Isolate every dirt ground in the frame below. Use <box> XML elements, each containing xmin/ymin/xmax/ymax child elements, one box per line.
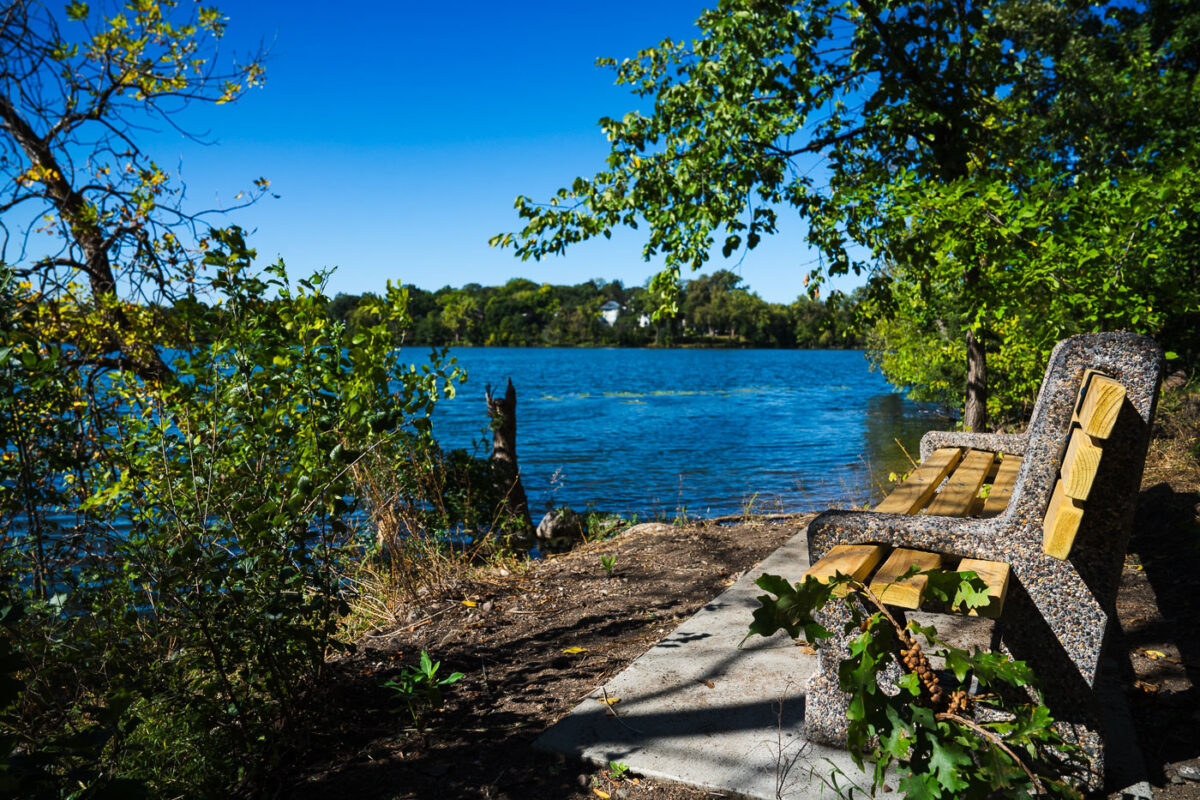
<box><xmin>274</xmin><ymin>392</ymin><xmax>1200</xmax><ymax>800</ymax></box>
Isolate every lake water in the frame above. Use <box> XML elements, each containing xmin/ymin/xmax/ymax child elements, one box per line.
<box><xmin>425</xmin><ymin>348</ymin><xmax>952</xmax><ymax>519</ymax></box>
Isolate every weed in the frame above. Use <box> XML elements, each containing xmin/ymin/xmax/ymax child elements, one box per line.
<box><xmin>383</xmin><ymin>651</ymin><xmax>465</xmax><ymax>726</ymax></box>
<box><xmin>600</xmin><ymin>555</ymin><xmax>616</xmax><ymax>577</ymax></box>
<box><xmin>750</xmin><ymin>569</ymin><xmax>1086</xmax><ymax>797</ymax></box>
<box><xmin>742</xmin><ymin>491</ymin><xmax>759</xmax><ymax>519</ymax></box>
<box><xmin>583</xmin><ymin>506</ymin><xmax>633</xmax><ymax>542</ymax></box>
<box><xmin>608</xmin><ymin>760</ymin><xmax>631</xmax><ymax>781</ymax></box>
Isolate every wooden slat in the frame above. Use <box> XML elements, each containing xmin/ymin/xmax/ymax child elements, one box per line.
<box><xmin>925</xmin><ymin>449</ymin><xmax>996</xmax><ymax>517</ymax></box>
<box><xmin>869</xmin><ymin>548</ymin><xmax>943</xmax><ymax>609</ymax></box>
<box><xmin>1043</xmin><ymin>479</ymin><xmax>1085</xmax><ymax>560</ymax></box>
<box><xmin>1060</xmin><ymin>427</ymin><xmax>1103</xmax><ymax>500</ymax></box>
<box><xmin>804</xmin><ymin>544</ymin><xmax>886</xmax><ymax>595</ymax></box>
<box><xmin>980</xmin><ymin>455</ymin><xmax>1022</xmax><ymax>517</ymax></box>
<box><xmin>875</xmin><ymin>447</ymin><xmax>964</xmax><ymax>514</ymax></box>
<box><xmin>1072</xmin><ymin>370</ymin><xmax>1126</xmax><ymax>440</ymax></box>
<box><xmin>968</xmin><ymin>459</ymin><xmax>1001</xmax><ymax>517</ymax></box>
<box><xmin>955</xmin><ymin>558</ymin><xmax>1010</xmax><ymax>618</ymax></box>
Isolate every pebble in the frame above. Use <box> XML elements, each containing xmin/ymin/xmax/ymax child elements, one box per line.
<box><xmin>1177</xmin><ymin>764</ymin><xmax>1200</xmax><ymax>782</ymax></box>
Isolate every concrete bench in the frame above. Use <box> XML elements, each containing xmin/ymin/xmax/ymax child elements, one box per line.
<box><xmin>801</xmin><ymin>332</ymin><xmax>1164</xmax><ymax>790</ymax></box>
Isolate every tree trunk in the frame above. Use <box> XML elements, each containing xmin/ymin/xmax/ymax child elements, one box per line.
<box><xmin>964</xmin><ymin>327</ymin><xmax>988</xmax><ymax>432</ymax></box>
<box><xmin>485</xmin><ymin>379</ymin><xmax>535</xmax><ymax>547</ymax></box>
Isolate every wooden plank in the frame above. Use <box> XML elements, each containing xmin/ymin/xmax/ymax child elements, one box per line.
<box><xmin>967</xmin><ymin>458</ymin><xmax>1001</xmax><ymax>517</ymax></box>
<box><xmin>1072</xmin><ymin>369</ymin><xmax>1126</xmax><ymax>440</ymax></box>
<box><xmin>955</xmin><ymin>558</ymin><xmax>1010</xmax><ymax>618</ymax></box>
<box><xmin>980</xmin><ymin>455</ymin><xmax>1022</xmax><ymax>517</ymax></box>
<box><xmin>875</xmin><ymin>447</ymin><xmax>964</xmax><ymax>514</ymax></box>
<box><xmin>1043</xmin><ymin>479</ymin><xmax>1085</xmax><ymax>560</ymax></box>
<box><xmin>804</xmin><ymin>544</ymin><xmax>886</xmax><ymax>595</ymax></box>
<box><xmin>869</xmin><ymin>548</ymin><xmax>943</xmax><ymax>609</ymax></box>
<box><xmin>1060</xmin><ymin>427</ymin><xmax>1103</xmax><ymax>501</ymax></box>
<box><xmin>924</xmin><ymin>449</ymin><xmax>996</xmax><ymax>517</ymax></box>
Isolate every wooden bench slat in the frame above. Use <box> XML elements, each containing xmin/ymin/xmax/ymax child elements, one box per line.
<box><xmin>955</xmin><ymin>558</ymin><xmax>1010</xmax><ymax>618</ymax></box>
<box><xmin>980</xmin><ymin>455</ymin><xmax>1022</xmax><ymax>517</ymax></box>
<box><xmin>924</xmin><ymin>449</ymin><xmax>996</xmax><ymax>517</ymax></box>
<box><xmin>1061</xmin><ymin>427</ymin><xmax>1102</xmax><ymax>501</ymax></box>
<box><xmin>869</xmin><ymin>548</ymin><xmax>943</xmax><ymax>609</ymax></box>
<box><xmin>804</xmin><ymin>544</ymin><xmax>886</xmax><ymax>595</ymax></box>
<box><xmin>875</xmin><ymin>447</ymin><xmax>964</xmax><ymax>514</ymax></box>
<box><xmin>1073</xmin><ymin>370</ymin><xmax>1126</xmax><ymax>440</ymax></box>
<box><xmin>1043</xmin><ymin>479</ymin><xmax>1084</xmax><ymax>559</ymax></box>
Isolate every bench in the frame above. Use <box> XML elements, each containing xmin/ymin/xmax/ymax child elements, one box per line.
<box><xmin>800</xmin><ymin>332</ymin><xmax>1164</xmax><ymax>790</ymax></box>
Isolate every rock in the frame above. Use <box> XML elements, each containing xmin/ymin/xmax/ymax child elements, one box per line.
<box><xmin>536</xmin><ymin>506</ymin><xmax>587</xmax><ymax>552</ymax></box>
<box><xmin>1178</xmin><ymin>763</ymin><xmax>1200</xmax><ymax>782</ymax></box>
<box><xmin>622</xmin><ymin>522</ymin><xmax>674</xmax><ymax>536</ymax></box>
<box><xmin>1164</xmin><ymin>370</ymin><xmax>1187</xmax><ymax>391</ymax></box>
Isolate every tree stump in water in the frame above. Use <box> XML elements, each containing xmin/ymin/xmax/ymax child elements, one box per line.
<box><xmin>485</xmin><ymin>378</ymin><xmax>534</xmax><ymax>547</ymax></box>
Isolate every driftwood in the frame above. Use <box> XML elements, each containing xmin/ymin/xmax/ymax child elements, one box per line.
<box><xmin>485</xmin><ymin>378</ymin><xmax>534</xmax><ymax>546</ymax></box>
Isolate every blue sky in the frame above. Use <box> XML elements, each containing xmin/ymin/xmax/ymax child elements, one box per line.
<box><xmin>151</xmin><ymin>0</ymin><xmax>862</xmax><ymax>303</ymax></box>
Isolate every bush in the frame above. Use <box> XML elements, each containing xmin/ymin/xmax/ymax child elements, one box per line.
<box><xmin>0</xmin><ymin>229</ymin><xmax>463</xmax><ymax>796</ymax></box>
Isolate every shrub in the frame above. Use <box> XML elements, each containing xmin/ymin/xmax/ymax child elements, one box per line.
<box><xmin>0</xmin><ymin>229</ymin><xmax>462</xmax><ymax>796</ymax></box>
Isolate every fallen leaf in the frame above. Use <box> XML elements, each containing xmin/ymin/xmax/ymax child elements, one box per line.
<box><xmin>461</xmin><ymin>599</ymin><xmax>477</xmax><ymax>608</ymax></box>
<box><xmin>562</xmin><ymin>646</ymin><xmax>587</xmax><ymax>655</ymax></box>
<box><xmin>594</xmin><ymin>790</ymin><xmax>611</xmax><ymax>799</ymax></box>
<box><xmin>598</xmin><ymin>696</ymin><xmax>620</xmax><ymax>706</ymax></box>
<box><xmin>695</xmin><ymin>679</ymin><xmax>715</xmax><ymax>689</ymax></box>
<box><xmin>1144</xmin><ymin>649</ymin><xmax>1167</xmax><ymax>660</ymax></box>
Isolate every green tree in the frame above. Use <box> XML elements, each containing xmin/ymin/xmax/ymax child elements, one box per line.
<box><xmin>496</xmin><ymin>0</ymin><xmax>1200</xmax><ymax>428</ymax></box>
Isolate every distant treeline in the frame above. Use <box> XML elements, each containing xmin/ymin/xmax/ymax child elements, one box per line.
<box><xmin>329</xmin><ymin>270</ymin><xmax>863</xmax><ymax>348</ymax></box>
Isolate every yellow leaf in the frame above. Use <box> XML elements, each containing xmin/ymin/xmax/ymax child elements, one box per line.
<box><xmin>562</xmin><ymin>647</ymin><xmax>587</xmax><ymax>655</ymax></box>
<box><xmin>461</xmin><ymin>600</ymin><xmax>476</xmax><ymax>608</ymax></box>
<box><xmin>593</xmin><ymin>790</ymin><xmax>610</xmax><ymax>799</ymax></box>
<box><xmin>1144</xmin><ymin>649</ymin><xmax>1167</xmax><ymax>660</ymax></box>
<box><xmin>598</xmin><ymin>696</ymin><xmax>620</xmax><ymax>706</ymax></box>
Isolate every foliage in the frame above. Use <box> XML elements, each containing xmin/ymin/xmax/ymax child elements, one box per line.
<box><xmin>0</xmin><ymin>0</ymin><xmax>268</xmax><ymax>381</ymax></box>
<box><xmin>600</xmin><ymin>554</ymin><xmax>616</xmax><ymax>577</ymax></box>
<box><xmin>381</xmin><ymin>651</ymin><xmax>465</xmax><ymax>727</ymax></box>
<box><xmin>329</xmin><ymin>271</ymin><xmax>863</xmax><ymax>349</ymax></box>
<box><xmin>0</xmin><ymin>232</ymin><xmax>462</xmax><ymax>795</ymax></box>
<box><xmin>749</xmin><ymin>569</ymin><xmax>1084</xmax><ymax>798</ymax></box>
<box><xmin>495</xmin><ymin>0</ymin><xmax>1200</xmax><ymax>427</ymax></box>
<box><xmin>861</xmin><ymin>145</ymin><xmax>1200</xmax><ymax>422</ymax></box>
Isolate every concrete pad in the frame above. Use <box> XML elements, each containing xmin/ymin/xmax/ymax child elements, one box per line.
<box><xmin>535</xmin><ymin>527</ymin><xmax>875</xmax><ymax>799</ymax></box>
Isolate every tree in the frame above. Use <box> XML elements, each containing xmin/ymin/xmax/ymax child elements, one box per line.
<box><xmin>496</xmin><ymin>0</ymin><xmax>1200</xmax><ymax>428</ymax></box>
<box><xmin>0</xmin><ymin>0</ymin><xmax>266</xmax><ymax>381</ymax></box>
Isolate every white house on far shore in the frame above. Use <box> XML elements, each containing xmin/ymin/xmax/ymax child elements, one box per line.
<box><xmin>599</xmin><ymin>300</ymin><xmax>621</xmax><ymax>326</ymax></box>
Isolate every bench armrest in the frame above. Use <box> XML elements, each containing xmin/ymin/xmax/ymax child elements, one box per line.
<box><xmin>919</xmin><ymin>430</ymin><xmax>1028</xmax><ymax>461</ymax></box>
<box><xmin>806</xmin><ymin>507</ymin><xmax>1008</xmax><ymax>565</ymax></box>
